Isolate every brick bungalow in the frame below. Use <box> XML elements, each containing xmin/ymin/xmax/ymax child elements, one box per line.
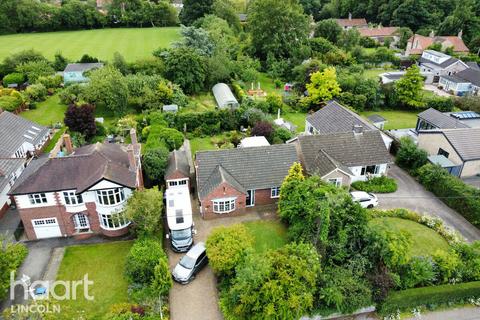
<box><xmin>9</xmin><ymin>130</ymin><xmax>143</xmax><ymax>240</ymax></box>
<box><xmin>195</xmin><ymin>144</ymin><xmax>298</xmax><ymax>219</ymax></box>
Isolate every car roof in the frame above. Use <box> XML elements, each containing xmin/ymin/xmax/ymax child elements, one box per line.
<box><xmin>350</xmin><ymin>191</ymin><xmax>369</xmax><ymax>199</ymax></box>
<box><xmin>186</xmin><ymin>242</ymin><xmax>206</xmax><ymax>258</ymax></box>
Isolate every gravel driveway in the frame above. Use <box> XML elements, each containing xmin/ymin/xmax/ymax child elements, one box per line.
<box><xmin>167</xmin><ymin>208</ymin><xmax>262</xmax><ymax>320</ymax></box>
<box><xmin>377</xmin><ymin>165</ymin><xmax>480</xmax><ymax>242</ymax></box>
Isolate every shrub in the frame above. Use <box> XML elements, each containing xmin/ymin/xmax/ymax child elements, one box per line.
<box><xmin>2</xmin><ymin>73</ymin><xmax>25</xmax><ymax>86</ymax></box>
<box><xmin>251</xmin><ymin>121</ymin><xmax>273</xmax><ymax>140</ymax></box>
<box><xmin>59</xmin><ymin>83</ymin><xmax>85</xmax><ymax>104</ymax></box>
<box><xmin>432</xmin><ymin>249</ymin><xmax>462</xmax><ymax>284</ymax></box>
<box><xmin>425</xmin><ymin>97</ymin><xmax>454</xmax><ymax>112</ymax></box>
<box><xmin>0</xmin><ymin>89</ymin><xmax>24</xmax><ymax>112</ymax></box>
<box><xmin>351</xmin><ymin>176</ymin><xmax>398</xmax><ymax>193</ymax></box>
<box><xmin>125</xmin><ymin>239</ymin><xmax>165</xmax><ymax>285</ymax></box>
<box><xmin>379</xmin><ymin>281</ymin><xmax>480</xmax><ymax>315</ymax></box>
<box><xmin>16</xmin><ymin>60</ymin><xmax>55</xmax><ymax>83</ymax></box>
<box><xmin>396</xmin><ymin>137</ymin><xmax>428</xmax><ymax>172</ymax></box>
<box><xmin>272</xmin><ymin>126</ymin><xmax>293</xmax><ymax>143</ymax></box>
<box><xmin>36</xmin><ymin>75</ymin><xmax>63</xmax><ymax>89</ymax></box>
<box><xmin>25</xmin><ymin>84</ymin><xmax>47</xmax><ymax>102</ymax></box>
<box><xmin>206</xmin><ymin>224</ymin><xmax>254</xmax><ymax>276</ymax></box>
<box><xmin>142</xmin><ymin>146</ymin><xmax>169</xmax><ymax>183</ymax></box>
<box><xmin>0</xmin><ymin>242</ymin><xmax>28</xmax><ymax>299</ymax></box>
<box><xmin>399</xmin><ymin>256</ymin><xmax>436</xmax><ymax>289</ymax></box>
<box><xmin>64</xmin><ymin>104</ymin><xmax>97</xmax><ymax>138</ymax></box>
<box><xmin>123</xmin><ymin>188</ymin><xmax>164</xmax><ymax>238</ymax></box>
<box><xmin>150</xmin><ymin>256</ymin><xmax>172</xmax><ymax>296</ymax></box>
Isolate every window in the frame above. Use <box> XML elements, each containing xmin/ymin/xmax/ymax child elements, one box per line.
<box><xmin>98</xmin><ymin>211</ymin><xmax>129</xmax><ymax>230</ymax></box>
<box><xmin>361</xmin><ymin>165</ymin><xmax>380</xmax><ymax>176</ymax></box>
<box><xmin>271</xmin><ymin>187</ymin><xmax>280</xmax><ymax>198</ymax></box>
<box><xmin>168</xmin><ymin>180</ymin><xmax>187</xmax><ymax>187</ymax></box>
<box><xmin>328</xmin><ymin>178</ymin><xmax>342</xmax><ymax>187</ymax></box>
<box><xmin>73</xmin><ymin>213</ymin><xmax>90</xmax><ymax>232</ymax></box>
<box><xmin>438</xmin><ymin>148</ymin><xmax>450</xmax><ymax>158</ymax></box>
<box><xmin>96</xmin><ymin>188</ymin><xmax>125</xmax><ymax>206</ymax></box>
<box><xmin>212</xmin><ymin>198</ymin><xmax>236</xmax><ymax>214</ymax></box>
<box><xmin>63</xmin><ymin>191</ymin><xmax>83</xmax><ymax>206</ymax></box>
<box><xmin>28</xmin><ymin>193</ymin><xmax>47</xmax><ymax>205</ymax></box>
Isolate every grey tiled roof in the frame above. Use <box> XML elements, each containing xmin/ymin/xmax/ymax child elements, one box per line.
<box><xmin>196</xmin><ymin>144</ymin><xmax>298</xmax><ymax>199</ymax></box>
<box><xmin>10</xmin><ymin>143</ymin><xmax>136</xmax><ymax>195</ymax></box>
<box><xmin>455</xmin><ymin>68</ymin><xmax>480</xmax><ymax>87</ymax></box>
<box><xmin>306</xmin><ymin>101</ymin><xmax>376</xmax><ymax>134</ymax></box>
<box><xmin>418</xmin><ymin>108</ymin><xmax>469</xmax><ymax>129</ymax></box>
<box><xmin>0</xmin><ymin>158</ymin><xmax>24</xmax><ymax>191</ymax></box>
<box><xmin>442</xmin><ymin>128</ymin><xmax>480</xmax><ymax>161</ymax></box>
<box><xmin>0</xmin><ymin>111</ymin><xmax>49</xmax><ymax>156</ymax></box>
<box><xmin>419</xmin><ymin>56</ymin><xmax>460</xmax><ymax>69</ymax></box>
<box><xmin>165</xmin><ymin>148</ymin><xmax>190</xmax><ymax>179</ymax></box>
<box><xmin>297</xmin><ymin>131</ymin><xmax>392</xmax><ymax>176</ymax></box>
<box><xmin>64</xmin><ymin>63</ymin><xmax>104</xmax><ymax>73</ymax></box>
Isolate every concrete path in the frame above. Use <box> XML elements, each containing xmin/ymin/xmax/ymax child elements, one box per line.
<box><xmin>42</xmin><ymin>247</ymin><xmax>65</xmax><ymax>281</ymax></box>
<box><xmin>377</xmin><ymin>165</ymin><xmax>480</xmax><ymax>242</ymax></box>
<box><xmin>403</xmin><ymin>306</ymin><xmax>480</xmax><ymax>320</ymax></box>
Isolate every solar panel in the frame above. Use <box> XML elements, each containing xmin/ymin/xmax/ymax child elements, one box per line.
<box><xmin>450</xmin><ymin>112</ymin><xmax>480</xmax><ymax>120</ymax></box>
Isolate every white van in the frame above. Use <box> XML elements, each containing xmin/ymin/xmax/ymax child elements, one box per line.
<box><xmin>165</xmin><ymin>187</ymin><xmax>195</xmax><ymax>252</ymax></box>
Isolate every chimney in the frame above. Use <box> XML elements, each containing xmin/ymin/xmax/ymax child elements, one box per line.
<box><xmin>63</xmin><ymin>134</ymin><xmax>74</xmax><ymax>154</ymax></box>
<box><xmin>130</xmin><ymin>128</ymin><xmax>138</xmax><ymax>145</ymax></box>
<box><xmin>127</xmin><ymin>145</ymin><xmax>136</xmax><ymax>172</ymax></box>
<box><xmin>458</xmin><ymin>29</ymin><xmax>463</xmax><ymax>39</ymax></box>
<box><xmin>429</xmin><ymin>30</ymin><xmax>435</xmax><ymax>38</ymax></box>
<box><xmin>353</xmin><ymin>125</ymin><xmax>364</xmax><ymax>135</ymax></box>
<box><xmin>348</xmin><ymin>12</ymin><xmax>352</xmax><ymax>20</ymax></box>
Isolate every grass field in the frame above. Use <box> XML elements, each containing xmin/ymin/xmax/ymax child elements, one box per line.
<box><xmin>283</xmin><ymin>111</ymin><xmax>307</xmax><ymax>132</ymax></box>
<box><xmin>0</xmin><ymin>27</ymin><xmax>180</xmax><ymax>62</ymax></box>
<box><xmin>369</xmin><ymin>217</ymin><xmax>450</xmax><ymax>257</ymax></box>
<box><xmin>363</xmin><ymin>68</ymin><xmax>386</xmax><ymax>80</ymax></box>
<box><xmin>243</xmin><ymin>220</ymin><xmax>288</xmax><ymax>254</ymax></box>
<box><xmin>21</xmin><ymin>94</ymin><xmax>66</xmax><ymax>126</ymax></box>
<box><xmin>360</xmin><ymin>110</ymin><xmax>418</xmax><ymax>130</ymax></box>
<box><xmin>54</xmin><ymin>241</ymin><xmax>133</xmax><ymax>319</ymax></box>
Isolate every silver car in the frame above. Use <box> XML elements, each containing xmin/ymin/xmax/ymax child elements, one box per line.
<box><xmin>172</xmin><ymin>242</ymin><xmax>208</xmax><ymax>284</ymax></box>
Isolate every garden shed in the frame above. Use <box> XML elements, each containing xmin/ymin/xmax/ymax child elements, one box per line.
<box><xmin>212</xmin><ymin>83</ymin><xmax>239</xmax><ymax>109</ymax></box>
<box><xmin>163</xmin><ymin>104</ymin><xmax>179</xmax><ymax>113</ymax></box>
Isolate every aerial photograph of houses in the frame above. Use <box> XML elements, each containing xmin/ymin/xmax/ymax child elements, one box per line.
<box><xmin>0</xmin><ymin>0</ymin><xmax>480</xmax><ymax>319</ymax></box>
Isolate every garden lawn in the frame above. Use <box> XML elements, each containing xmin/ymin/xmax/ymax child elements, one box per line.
<box><xmin>0</xmin><ymin>27</ymin><xmax>180</xmax><ymax>62</ymax></box>
<box><xmin>189</xmin><ymin>135</ymin><xmax>221</xmax><ymax>158</ymax></box>
<box><xmin>243</xmin><ymin>220</ymin><xmax>288</xmax><ymax>254</ymax></box>
<box><xmin>363</xmin><ymin>68</ymin><xmax>386</xmax><ymax>80</ymax></box>
<box><xmin>54</xmin><ymin>241</ymin><xmax>133</xmax><ymax>319</ymax></box>
<box><xmin>283</xmin><ymin>111</ymin><xmax>307</xmax><ymax>133</ymax></box>
<box><xmin>369</xmin><ymin>217</ymin><xmax>450</xmax><ymax>257</ymax></box>
<box><xmin>183</xmin><ymin>93</ymin><xmax>216</xmax><ymax>113</ymax></box>
<box><xmin>20</xmin><ymin>94</ymin><xmax>66</xmax><ymax>126</ymax></box>
<box><xmin>257</xmin><ymin>73</ymin><xmax>283</xmax><ymax>95</ymax></box>
<box><xmin>360</xmin><ymin>110</ymin><xmax>419</xmax><ymax>130</ymax></box>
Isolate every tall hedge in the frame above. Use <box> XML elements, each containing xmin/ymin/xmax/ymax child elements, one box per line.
<box><xmin>164</xmin><ymin>109</ymin><xmax>242</xmax><ymax>136</ymax></box>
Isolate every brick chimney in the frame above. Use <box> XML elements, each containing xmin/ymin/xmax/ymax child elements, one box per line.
<box><xmin>127</xmin><ymin>145</ymin><xmax>136</xmax><ymax>172</ymax></box>
<box><xmin>353</xmin><ymin>125</ymin><xmax>364</xmax><ymax>135</ymax></box>
<box><xmin>63</xmin><ymin>134</ymin><xmax>74</xmax><ymax>154</ymax></box>
<box><xmin>130</xmin><ymin>128</ymin><xmax>138</xmax><ymax>145</ymax></box>
<box><xmin>458</xmin><ymin>29</ymin><xmax>463</xmax><ymax>39</ymax></box>
<box><xmin>348</xmin><ymin>12</ymin><xmax>352</xmax><ymax>20</ymax></box>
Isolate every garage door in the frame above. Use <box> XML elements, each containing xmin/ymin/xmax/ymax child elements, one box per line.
<box><xmin>32</xmin><ymin>218</ymin><xmax>62</xmax><ymax>239</ymax></box>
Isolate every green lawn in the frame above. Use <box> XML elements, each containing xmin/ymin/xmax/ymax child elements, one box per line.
<box><xmin>183</xmin><ymin>93</ymin><xmax>216</xmax><ymax>113</ymax></box>
<box><xmin>283</xmin><ymin>111</ymin><xmax>307</xmax><ymax>132</ymax></box>
<box><xmin>257</xmin><ymin>73</ymin><xmax>283</xmax><ymax>95</ymax></box>
<box><xmin>190</xmin><ymin>135</ymin><xmax>223</xmax><ymax>157</ymax></box>
<box><xmin>363</xmin><ymin>68</ymin><xmax>386</xmax><ymax>80</ymax></box>
<box><xmin>360</xmin><ymin>110</ymin><xmax>418</xmax><ymax>130</ymax></box>
<box><xmin>243</xmin><ymin>220</ymin><xmax>288</xmax><ymax>254</ymax></box>
<box><xmin>0</xmin><ymin>27</ymin><xmax>180</xmax><ymax>62</ymax></box>
<box><xmin>20</xmin><ymin>94</ymin><xmax>67</xmax><ymax>127</ymax></box>
<box><xmin>54</xmin><ymin>241</ymin><xmax>133</xmax><ymax>319</ymax></box>
<box><xmin>369</xmin><ymin>217</ymin><xmax>450</xmax><ymax>257</ymax></box>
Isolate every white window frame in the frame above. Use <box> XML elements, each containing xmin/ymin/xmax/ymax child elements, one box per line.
<box><xmin>73</xmin><ymin>213</ymin><xmax>90</xmax><ymax>232</ymax></box>
<box><xmin>212</xmin><ymin>198</ymin><xmax>236</xmax><ymax>214</ymax></box>
<box><xmin>328</xmin><ymin>178</ymin><xmax>342</xmax><ymax>187</ymax></box>
<box><xmin>271</xmin><ymin>187</ymin><xmax>280</xmax><ymax>198</ymax></box>
<box><xmin>96</xmin><ymin>188</ymin><xmax>126</xmax><ymax>206</ymax></box>
<box><xmin>98</xmin><ymin>211</ymin><xmax>130</xmax><ymax>230</ymax></box>
<box><xmin>63</xmin><ymin>191</ymin><xmax>84</xmax><ymax>206</ymax></box>
<box><xmin>28</xmin><ymin>193</ymin><xmax>47</xmax><ymax>205</ymax></box>
<box><xmin>360</xmin><ymin>165</ymin><xmax>380</xmax><ymax>176</ymax></box>
<box><xmin>168</xmin><ymin>179</ymin><xmax>188</xmax><ymax>188</ymax></box>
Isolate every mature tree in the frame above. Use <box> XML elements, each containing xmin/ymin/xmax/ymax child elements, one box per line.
<box><xmin>16</xmin><ymin>60</ymin><xmax>54</xmax><ymax>83</ymax></box>
<box><xmin>122</xmin><ymin>187</ymin><xmax>164</xmax><ymax>237</ymax></box>
<box><xmin>395</xmin><ymin>136</ymin><xmax>428</xmax><ymax>171</ymax></box>
<box><xmin>82</xmin><ymin>65</ymin><xmax>128</xmax><ymax>115</ymax></box>
<box><xmin>64</xmin><ymin>103</ymin><xmax>97</xmax><ymax>138</ymax></box>
<box><xmin>314</xmin><ymin>18</ymin><xmax>343</xmax><ymax>44</ymax></box>
<box><xmin>220</xmin><ymin>243</ymin><xmax>321</xmax><ymax>320</ymax></box>
<box><xmin>213</xmin><ymin>0</ymin><xmax>241</xmax><ymax>32</ymax></box>
<box><xmin>338</xmin><ymin>28</ymin><xmax>361</xmax><ymax>50</ymax></box>
<box><xmin>173</xmin><ymin>25</ymin><xmax>215</xmax><ymax>57</ymax></box>
<box><xmin>180</xmin><ymin>0</ymin><xmax>213</xmax><ymax>26</ymax></box>
<box><xmin>391</xmin><ymin>0</ymin><xmax>436</xmax><ymax>32</ymax></box>
<box><xmin>206</xmin><ymin>224</ymin><xmax>254</xmax><ymax>276</ymax></box>
<box><xmin>397</xmin><ymin>27</ymin><xmax>413</xmax><ymax>49</ymax></box>
<box><xmin>305</xmin><ymin>67</ymin><xmax>341</xmax><ymax>106</ymax></box>
<box><xmin>163</xmin><ymin>48</ymin><xmax>208</xmax><ymax>94</ymax></box>
<box><xmin>142</xmin><ymin>145</ymin><xmax>169</xmax><ymax>183</ymax></box>
<box><xmin>248</xmin><ymin>0</ymin><xmax>310</xmax><ymax>60</ymax></box>
<box><xmin>438</xmin><ymin>0</ymin><xmax>480</xmax><ymax>45</ymax></box>
<box><xmin>395</xmin><ymin>65</ymin><xmax>425</xmax><ymax>109</ymax></box>
<box><xmin>125</xmin><ymin>238</ymin><xmax>165</xmax><ymax>285</ymax></box>
<box><xmin>299</xmin><ymin>0</ymin><xmax>323</xmax><ymax>20</ymax></box>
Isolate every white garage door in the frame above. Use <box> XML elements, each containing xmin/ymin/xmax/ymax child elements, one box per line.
<box><xmin>32</xmin><ymin>218</ymin><xmax>62</xmax><ymax>239</ymax></box>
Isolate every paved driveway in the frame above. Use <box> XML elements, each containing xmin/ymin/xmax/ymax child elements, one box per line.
<box><xmin>168</xmin><ymin>208</ymin><xmax>263</xmax><ymax>320</ymax></box>
<box><xmin>377</xmin><ymin>165</ymin><xmax>480</xmax><ymax>242</ymax></box>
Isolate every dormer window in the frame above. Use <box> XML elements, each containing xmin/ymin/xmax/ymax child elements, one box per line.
<box><xmin>63</xmin><ymin>191</ymin><xmax>83</xmax><ymax>206</ymax></box>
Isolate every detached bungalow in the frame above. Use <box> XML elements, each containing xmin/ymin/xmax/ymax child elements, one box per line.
<box><xmin>63</xmin><ymin>63</ymin><xmax>104</xmax><ymax>84</ymax></box>
<box><xmin>439</xmin><ymin>68</ymin><xmax>480</xmax><ymax>96</ymax></box>
<box><xmin>419</xmin><ymin>50</ymin><xmax>468</xmax><ymax>83</ymax></box>
<box><xmin>336</xmin><ymin>14</ymin><xmax>368</xmax><ymax>30</ymax></box>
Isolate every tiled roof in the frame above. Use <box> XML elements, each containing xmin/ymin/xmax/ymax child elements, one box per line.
<box><xmin>165</xmin><ymin>148</ymin><xmax>190</xmax><ymax>179</ymax></box>
<box><xmin>419</xmin><ymin>56</ymin><xmax>460</xmax><ymax>69</ymax></box>
<box><xmin>0</xmin><ymin>111</ymin><xmax>49</xmax><ymax>156</ymax></box>
<box><xmin>408</xmin><ymin>34</ymin><xmax>469</xmax><ymax>54</ymax></box>
<box><xmin>64</xmin><ymin>63</ymin><xmax>103</xmax><ymax>73</ymax></box>
<box><xmin>436</xmin><ymin>36</ymin><xmax>469</xmax><ymax>52</ymax></box>
<box><xmin>306</xmin><ymin>100</ymin><xmax>376</xmax><ymax>134</ymax></box>
<box><xmin>196</xmin><ymin>144</ymin><xmax>298</xmax><ymax>199</ymax></box>
<box><xmin>0</xmin><ymin>158</ymin><xmax>24</xmax><ymax>191</ymax></box>
<box><xmin>418</xmin><ymin>108</ymin><xmax>469</xmax><ymax>129</ymax></box>
<box><xmin>336</xmin><ymin>18</ymin><xmax>368</xmax><ymax>27</ymax></box>
<box><xmin>297</xmin><ymin>131</ymin><xmax>392</xmax><ymax>176</ymax></box>
<box><xmin>9</xmin><ymin>143</ymin><xmax>137</xmax><ymax>195</ymax></box>
<box><xmin>455</xmin><ymin>68</ymin><xmax>480</xmax><ymax>87</ymax></box>
<box><xmin>442</xmin><ymin>128</ymin><xmax>480</xmax><ymax>161</ymax></box>
<box><xmin>358</xmin><ymin>27</ymin><xmax>398</xmax><ymax>37</ymax></box>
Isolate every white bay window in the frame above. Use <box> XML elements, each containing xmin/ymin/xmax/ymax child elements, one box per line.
<box><xmin>212</xmin><ymin>198</ymin><xmax>236</xmax><ymax>214</ymax></box>
<box><xmin>96</xmin><ymin>188</ymin><xmax>125</xmax><ymax>206</ymax></box>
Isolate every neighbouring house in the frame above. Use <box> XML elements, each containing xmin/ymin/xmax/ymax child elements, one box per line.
<box><xmin>358</xmin><ymin>27</ymin><xmax>399</xmax><ymax>46</ymax></box>
<box><xmin>416</xmin><ymin>108</ymin><xmax>470</xmax><ymax>132</ymax></box>
<box><xmin>304</xmin><ymin>100</ymin><xmax>393</xmax><ymax>150</ymax></box>
<box><xmin>9</xmin><ymin>130</ymin><xmax>143</xmax><ymax>240</ymax></box>
<box><xmin>336</xmin><ymin>14</ymin><xmax>368</xmax><ymax>30</ymax></box>
<box><xmin>63</xmin><ymin>63</ymin><xmax>104</xmax><ymax>84</ymax></box>
<box><xmin>195</xmin><ymin>144</ymin><xmax>298</xmax><ymax>219</ymax></box>
<box><xmin>439</xmin><ymin>68</ymin><xmax>480</xmax><ymax>96</ymax></box>
<box><xmin>295</xmin><ymin>129</ymin><xmax>392</xmax><ymax>187</ymax></box>
<box><xmin>418</xmin><ymin>128</ymin><xmax>480</xmax><ymax>178</ymax></box>
<box><xmin>0</xmin><ymin>111</ymin><xmax>50</xmax><ymax>218</ymax></box>
<box><xmin>368</xmin><ymin>114</ymin><xmax>387</xmax><ymax>129</ymax></box>
<box><xmin>419</xmin><ymin>50</ymin><xmax>468</xmax><ymax>83</ymax></box>
<box><xmin>212</xmin><ymin>83</ymin><xmax>239</xmax><ymax>109</ymax></box>
<box><xmin>165</xmin><ymin>142</ymin><xmax>193</xmax><ymax>190</ymax></box>
<box><xmin>380</xmin><ymin>70</ymin><xmax>434</xmax><ymax>84</ymax></box>
<box><xmin>238</xmin><ymin>136</ymin><xmax>270</xmax><ymax>148</ymax></box>
<box><xmin>406</xmin><ymin>33</ymin><xmax>470</xmax><ymax>56</ymax></box>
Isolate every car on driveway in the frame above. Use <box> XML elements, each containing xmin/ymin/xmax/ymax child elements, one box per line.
<box><xmin>172</xmin><ymin>242</ymin><xmax>208</xmax><ymax>284</ymax></box>
<box><xmin>350</xmin><ymin>191</ymin><xmax>378</xmax><ymax>209</ymax></box>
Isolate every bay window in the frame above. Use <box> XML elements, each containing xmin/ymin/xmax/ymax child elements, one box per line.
<box><xmin>63</xmin><ymin>191</ymin><xmax>83</xmax><ymax>206</ymax></box>
<box><xmin>99</xmin><ymin>211</ymin><xmax>129</xmax><ymax>230</ymax></box>
<box><xmin>96</xmin><ymin>188</ymin><xmax>125</xmax><ymax>206</ymax></box>
<box><xmin>212</xmin><ymin>198</ymin><xmax>236</xmax><ymax>214</ymax></box>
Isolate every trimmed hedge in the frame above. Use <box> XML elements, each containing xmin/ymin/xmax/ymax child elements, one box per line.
<box><xmin>351</xmin><ymin>176</ymin><xmax>398</xmax><ymax>193</ymax></box>
<box><xmin>379</xmin><ymin>281</ymin><xmax>480</xmax><ymax>315</ymax></box>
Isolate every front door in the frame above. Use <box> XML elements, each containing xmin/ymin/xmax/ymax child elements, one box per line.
<box><xmin>246</xmin><ymin>190</ymin><xmax>255</xmax><ymax>207</ymax></box>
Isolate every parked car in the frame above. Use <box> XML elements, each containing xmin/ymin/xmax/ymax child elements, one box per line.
<box><xmin>172</xmin><ymin>242</ymin><xmax>208</xmax><ymax>284</ymax></box>
<box><xmin>350</xmin><ymin>191</ymin><xmax>378</xmax><ymax>208</ymax></box>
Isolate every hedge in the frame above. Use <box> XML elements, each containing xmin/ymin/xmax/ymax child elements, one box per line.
<box><xmin>379</xmin><ymin>281</ymin><xmax>480</xmax><ymax>315</ymax></box>
<box><xmin>164</xmin><ymin>109</ymin><xmax>242</xmax><ymax>136</ymax></box>
<box><xmin>351</xmin><ymin>176</ymin><xmax>397</xmax><ymax>193</ymax></box>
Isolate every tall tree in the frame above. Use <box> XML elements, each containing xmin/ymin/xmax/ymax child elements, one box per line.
<box><xmin>305</xmin><ymin>67</ymin><xmax>341</xmax><ymax>106</ymax></box>
<box><xmin>395</xmin><ymin>65</ymin><xmax>425</xmax><ymax>109</ymax></box>
<box><xmin>64</xmin><ymin>103</ymin><xmax>97</xmax><ymax>138</ymax></box>
<box><xmin>163</xmin><ymin>47</ymin><xmax>208</xmax><ymax>94</ymax></box>
<box><xmin>180</xmin><ymin>0</ymin><xmax>213</xmax><ymax>26</ymax></box>
<box><xmin>314</xmin><ymin>18</ymin><xmax>343</xmax><ymax>44</ymax></box>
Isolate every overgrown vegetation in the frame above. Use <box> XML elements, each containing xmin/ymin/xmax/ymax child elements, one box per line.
<box><xmin>352</xmin><ymin>176</ymin><xmax>398</xmax><ymax>193</ymax></box>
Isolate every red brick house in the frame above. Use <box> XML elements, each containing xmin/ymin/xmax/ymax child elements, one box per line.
<box><xmin>195</xmin><ymin>144</ymin><xmax>298</xmax><ymax>219</ymax></box>
<box><xmin>9</xmin><ymin>130</ymin><xmax>143</xmax><ymax>240</ymax></box>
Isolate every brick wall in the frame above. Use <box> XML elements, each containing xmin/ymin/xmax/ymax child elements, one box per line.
<box><xmin>200</xmin><ymin>182</ymin><xmax>246</xmax><ymax>219</ymax></box>
<box><xmin>0</xmin><ymin>202</ymin><xmax>9</xmax><ymax>220</ymax></box>
<box><xmin>254</xmin><ymin>188</ymin><xmax>277</xmax><ymax>206</ymax></box>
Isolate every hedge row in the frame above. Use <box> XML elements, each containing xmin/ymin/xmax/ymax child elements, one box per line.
<box><xmin>164</xmin><ymin>109</ymin><xmax>242</xmax><ymax>136</ymax></box>
<box><xmin>351</xmin><ymin>176</ymin><xmax>398</xmax><ymax>193</ymax></box>
<box><xmin>379</xmin><ymin>281</ymin><xmax>480</xmax><ymax>315</ymax></box>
